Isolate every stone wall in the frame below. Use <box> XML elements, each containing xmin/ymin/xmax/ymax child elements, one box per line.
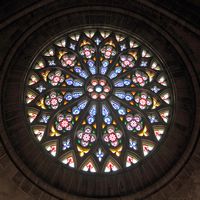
<box><xmin>0</xmin><ymin>1</ymin><xmax>199</xmax><ymax>199</ymax></box>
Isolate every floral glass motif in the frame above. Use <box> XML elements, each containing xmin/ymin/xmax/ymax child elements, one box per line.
<box><xmin>48</xmin><ymin>70</ymin><xmax>65</xmax><ymax>86</ymax></box>
<box><xmin>55</xmin><ymin>113</ymin><xmax>73</xmax><ymax>132</ymax></box>
<box><xmin>25</xmin><ymin>28</ymin><xmax>173</xmax><ymax>174</ymax></box>
<box><xmin>44</xmin><ymin>91</ymin><xmax>63</xmax><ymax>110</ymax></box>
<box><xmin>103</xmin><ymin>126</ymin><xmax>122</xmax><ymax>147</ymax></box>
<box><xmin>77</xmin><ymin>126</ymin><xmax>96</xmax><ymax>147</ymax></box>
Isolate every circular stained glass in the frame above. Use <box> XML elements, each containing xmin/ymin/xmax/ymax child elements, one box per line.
<box><xmin>24</xmin><ymin>28</ymin><xmax>173</xmax><ymax>173</ymax></box>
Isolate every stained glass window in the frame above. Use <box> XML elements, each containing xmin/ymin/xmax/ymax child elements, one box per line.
<box><xmin>24</xmin><ymin>28</ymin><xmax>173</xmax><ymax>173</ymax></box>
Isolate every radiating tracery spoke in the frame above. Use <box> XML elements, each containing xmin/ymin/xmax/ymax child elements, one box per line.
<box><xmin>51</xmin><ymin>35</ymin><xmax>92</xmax><ymax>77</ymax></box>
<box><xmin>98</xmin><ymin>34</ymin><xmax>118</xmax><ymax>75</ymax></box>
<box><xmin>24</xmin><ymin>28</ymin><xmax>173</xmax><ymax>174</ymax></box>
<box><xmin>107</xmin><ymin>48</ymin><xmax>139</xmax><ymax>79</ymax></box>
<box><xmin>38</xmin><ymin>45</ymin><xmax>88</xmax><ymax>81</ymax></box>
<box><xmin>101</xmin><ymin>102</ymin><xmax>125</xmax><ymax>163</ymax></box>
<box><xmin>75</xmin><ymin>103</ymin><xmax>97</xmax><ymax>156</ymax></box>
<box><xmin>35</xmin><ymin>96</ymin><xmax>88</xmax><ymax>143</ymax></box>
<box><xmin>78</xmin><ymin>33</ymin><xmax>98</xmax><ymax>75</ymax></box>
<box><xmin>109</xmin><ymin>95</ymin><xmax>157</xmax><ymax>143</ymax></box>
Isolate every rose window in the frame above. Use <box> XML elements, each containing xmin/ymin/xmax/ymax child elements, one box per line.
<box><xmin>24</xmin><ymin>28</ymin><xmax>173</xmax><ymax>173</ymax></box>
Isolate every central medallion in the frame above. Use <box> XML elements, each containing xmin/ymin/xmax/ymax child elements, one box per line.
<box><xmin>87</xmin><ymin>77</ymin><xmax>111</xmax><ymax>99</ymax></box>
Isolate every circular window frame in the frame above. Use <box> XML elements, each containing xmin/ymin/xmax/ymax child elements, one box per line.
<box><xmin>23</xmin><ymin>26</ymin><xmax>175</xmax><ymax>175</ymax></box>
